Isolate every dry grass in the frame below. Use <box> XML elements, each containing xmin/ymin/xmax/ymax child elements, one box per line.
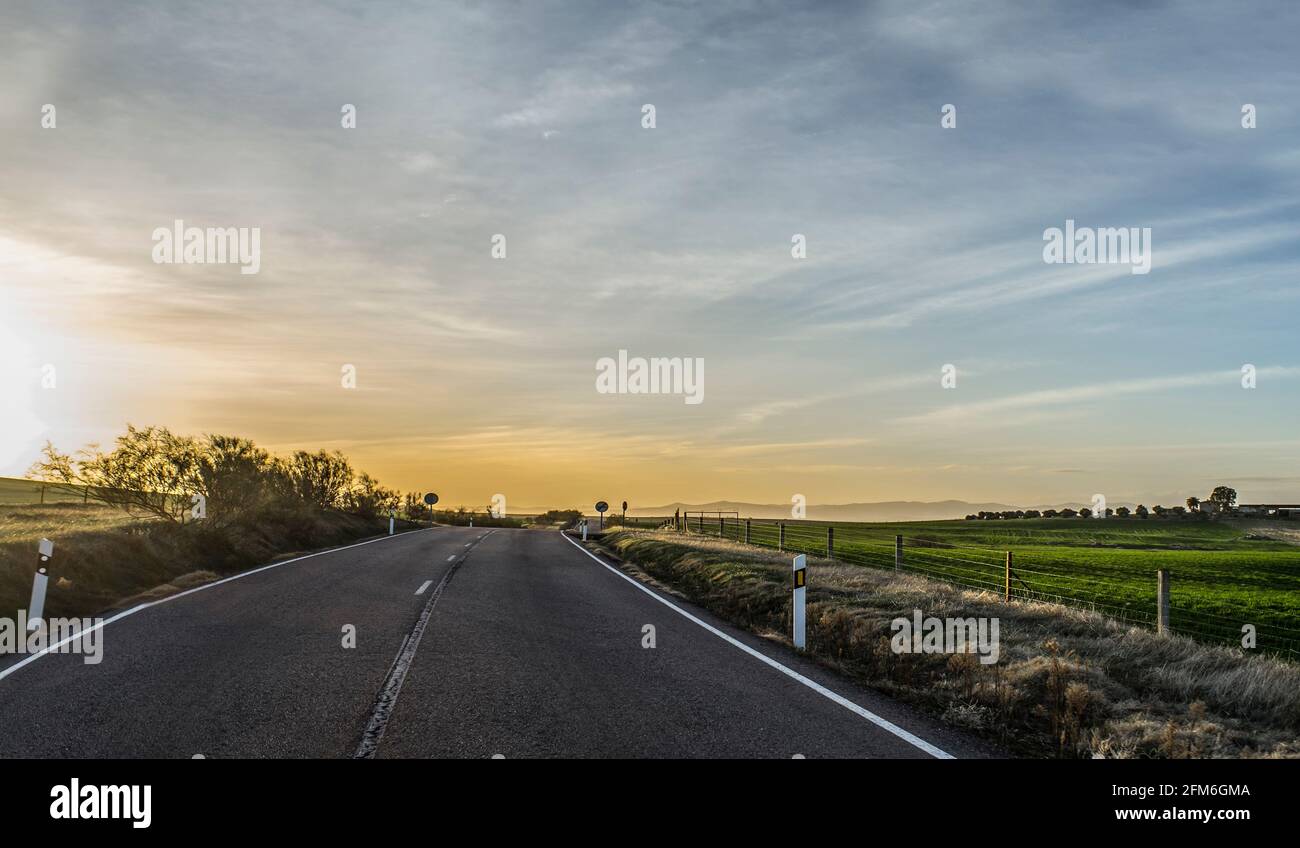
<box><xmin>0</xmin><ymin>503</ymin><xmax>144</xmax><ymax>544</ymax></box>
<box><xmin>597</xmin><ymin>529</ymin><xmax>1300</xmax><ymax>758</ymax></box>
<box><xmin>0</xmin><ymin>502</ymin><xmax>395</xmax><ymax>621</ymax></box>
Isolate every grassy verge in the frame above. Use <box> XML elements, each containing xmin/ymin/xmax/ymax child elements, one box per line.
<box><xmin>0</xmin><ymin>476</ymin><xmax>89</xmax><ymax>505</ymax></box>
<box><xmin>0</xmin><ymin>502</ymin><xmax>411</xmax><ymax>622</ymax></box>
<box><xmin>596</xmin><ymin>529</ymin><xmax>1300</xmax><ymax>759</ymax></box>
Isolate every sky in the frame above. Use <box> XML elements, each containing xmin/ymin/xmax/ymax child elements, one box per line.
<box><xmin>2</xmin><ymin>0</ymin><xmax>1300</xmax><ymax>511</ymax></box>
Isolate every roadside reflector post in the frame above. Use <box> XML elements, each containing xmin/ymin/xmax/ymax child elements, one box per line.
<box><xmin>895</xmin><ymin>535</ymin><xmax>903</xmax><ymax>571</ymax></box>
<box><xmin>30</xmin><ymin>538</ymin><xmax>53</xmax><ymax>631</ymax></box>
<box><xmin>1157</xmin><ymin>570</ymin><xmax>1171</xmax><ymax>635</ymax></box>
<box><xmin>389</xmin><ymin>510</ymin><xmax>395</xmax><ymax>536</ymax></box>
<box><xmin>826</xmin><ymin>526</ymin><xmax>834</xmax><ymax>559</ymax></box>
<box><xmin>779</xmin><ymin>522</ymin><xmax>785</xmax><ymax>552</ymax></box>
<box><xmin>744</xmin><ymin>518</ymin><xmax>751</xmax><ymax>545</ymax></box>
<box><xmin>1004</xmin><ymin>551</ymin><xmax>1012</xmax><ymax>601</ymax></box>
<box><xmin>792</xmin><ymin>554</ymin><xmax>807</xmax><ymax>650</ymax></box>
<box><xmin>582</xmin><ymin>519</ymin><xmax>588</xmax><ymax>542</ymax></box>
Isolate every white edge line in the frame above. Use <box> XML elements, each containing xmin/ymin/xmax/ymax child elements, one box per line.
<box><xmin>558</xmin><ymin>530</ymin><xmax>955</xmax><ymax>760</ymax></box>
<box><xmin>0</xmin><ymin>528</ymin><xmax>437</xmax><ymax>684</ymax></box>
<box><xmin>415</xmin><ymin>580</ymin><xmax>433</xmax><ymax>595</ymax></box>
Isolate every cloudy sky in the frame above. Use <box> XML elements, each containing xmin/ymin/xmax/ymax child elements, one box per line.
<box><xmin>2</xmin><ymin>0</ymin><xmax>1300</xmax><ymax>509</ymax></box>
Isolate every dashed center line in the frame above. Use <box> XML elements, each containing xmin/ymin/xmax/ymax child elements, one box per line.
<box><xmin>414</xmin><ymin>580</ymin><xmax>433</xmax><ymax>595</ymax></box>
<box><xmin>446</xmin><ymin>555</ymin><xmax>456</xmax><ymax>562</ymax></box>
<box><xmin>355</xmin><ymin>530</ymin><xmax>496</xmax><ymax>759</ymax></box>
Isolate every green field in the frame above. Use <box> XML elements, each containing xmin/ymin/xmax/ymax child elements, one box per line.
<box><xmin>628</xmin><ymin>515</ymin><xmax>1300</xmax><ymax>657</ymax></box>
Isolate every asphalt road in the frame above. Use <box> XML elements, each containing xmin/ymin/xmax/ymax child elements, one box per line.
<box><xmin>0</xmin><ymin>527</ymin><xmax>992</xmax><ymax>759</ymax></box>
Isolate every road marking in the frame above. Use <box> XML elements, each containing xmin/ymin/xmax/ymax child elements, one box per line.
<box><xmin>356</xmin><ymin>530</ymin><xmax>496</xmax><ymax>758</ymax></box>
<box><xmin>558</xmin><ymin>531</ymin><xmax>955</xmax><ymax>760</ymax></box>
<box><xmin>446</xmin><ymin>555</ymin><xmax>456</xmax><ymax>562</ymax></box>
<box><xmin>464</xmin><ymin>543</ymin><xmax>471</xmax><ymax>547</ymax></box>
<box><xmin>0</xmin><ymin>528</ymin><xmax>438</xmax><ymax>685</ymax></box>
<box><xmin>415</xmin><ymin>580</ymin><xmax>433</xmax><ymax>595</ymax></box>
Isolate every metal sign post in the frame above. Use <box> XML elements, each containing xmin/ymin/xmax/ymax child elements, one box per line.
<box><xmin>423</xmin><ymin>492</ymin><xmax>439</xmax><ymax>525</ymax></box>
<box><xmin>595</xmin><ymin>501</ymin><xmax>608</xmax><ymax>530</ymax></box>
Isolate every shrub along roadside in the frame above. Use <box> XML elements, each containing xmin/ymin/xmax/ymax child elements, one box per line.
<box><xmin>594</xmin><ymin>529</ymin><xmax>1300</xmax><ymax>759</ymax></box>
<box><xmin>0</xmin><ymin>502</ymin><xmax>412</xmax><ymax>623</ymax></box>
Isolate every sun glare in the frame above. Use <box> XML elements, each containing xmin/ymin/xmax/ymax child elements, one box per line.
<box><xmin>0</xmin><ymin>297</ymin><xmax>47</xmax><ymax>473</ymax></box>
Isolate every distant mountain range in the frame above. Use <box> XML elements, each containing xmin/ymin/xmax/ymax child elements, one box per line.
<box><xmin>623</xmin><ymin>500</ymin><xmax>1142</xmax><ymax>522</ymax></box>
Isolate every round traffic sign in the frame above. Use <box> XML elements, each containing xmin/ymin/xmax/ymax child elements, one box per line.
<box><xmin>622</xmin><ymin>501</ymin><xmax>628</xmax><ymax>512</ymax></box>
<box><xmin>423</xmin><ymin>492</ymin><xmax>439</xmax><ymax>505</ymax></box>
<box><xmin>595</xmin><ymin>501</ymin><xmax>608</xmax><ymax>513</ymax></box>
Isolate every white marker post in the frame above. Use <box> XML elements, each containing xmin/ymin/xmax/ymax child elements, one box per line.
<box><xmin>792</xmin><ymin>554</ymin><xmax>807</xmax><ymax>651</ymax></box>
<box><xmin>30</xmin><ymin>538</ymin><xmax>53</xmax><ymax>631</ymax></box>
<box><xmin>389</xmin><ymin>510</ymin><xmax>395</xmax><ymax>536</ymax></box>
<box><xmin>581</xmin><ymin>518</ymin><xmax>588</xmax><ymax>541</ymax></box>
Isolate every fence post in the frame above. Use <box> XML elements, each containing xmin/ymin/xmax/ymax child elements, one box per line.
<box><xmin>744</xmin><ymin>518</ymin><xmax>751</xmax><ymax>545</ymax></box>
<box><xmin>826</xmin><ymin>526</ymin><xmax>834</xmax><ymax>559</ymax></box>
<box><xmin>698</xmin><ymin>513</ymin><xmax>704</xmax><ymax>533</ymax></box>
<box><xmin>1157</xmin><ymin>570</ymin><xmax>1171</xmax><ymax>635</ymax></box>
<box><xmin>719</xmin><ymin>515</ymin><xmax>725</xmax><ymax>537</ymax></box>
<box><xmin>1004</xmin><ymin>551</ymin><xmax>1012</xmax><ymax>601</ymax></box>
<box><xmin>895</xmin><ymin>535</ymin><xmax>902</xmax><ymax>571</ymax></box>
<box><xmin>779</xmin><ymin>522</ymin><xmax>785</xmax><ymax>552</ymax></box>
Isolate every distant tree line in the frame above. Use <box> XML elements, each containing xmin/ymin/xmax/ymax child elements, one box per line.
<box><xmin>963</xmin><ymin>485</ymin><xmax>1240</xmax><ymax>520</ymax></box>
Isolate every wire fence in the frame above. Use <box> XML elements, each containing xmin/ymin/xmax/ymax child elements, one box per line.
<box><xmin>616</xmin><ymin>515</ymin><xmax>1300</xmax><ymax>659</ymax></box>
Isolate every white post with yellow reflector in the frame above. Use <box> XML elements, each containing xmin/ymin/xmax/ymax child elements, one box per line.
<box><xmin>792</xmin><ymin>553</ymin><xmax>807</xmax><ymax>650</ymax></box>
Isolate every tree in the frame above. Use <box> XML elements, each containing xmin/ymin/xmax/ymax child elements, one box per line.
<box><xmin>1079</xmin><ymin>507</ymin><xmax>1092</xmax><ymax>519</ymax></box>
<box><xmin>193</xmin><ymin>435</ymin><xmax>279</xmax><ymax>523</ymax></box>
<box><xmin>27</xmin><ymin>441</ymin><xmax>89</xmax><ymax>499</ymax></box>
<box><xmin>344</xmin><ymin>472</ymin><xmax>399</xmax><ymax>519</ymax></box>
<box><xmin>66</xmin><ymin>426</ymin><xmax>205</xmax><ymax>522</ymax></box>
<box><xmin>1060</xmin><ymin>508</ymin><xmax>1078</xmax><ymax>518</ymax></box>
<box><xmin>285</xmin><ymin>450</ymin><xmax>354</xmax><ymax>510</ymax></box>
<box><xmin>402</xmin><ymin>491</ymin><xmax>425</xmax><ymax>521</ymax></box>
<box><xmin>1136</xmin><ymin>504</ymin><xmax>1149</xmax><ymax>518</ymax></box>
<box><xmin>1115</xmin><ymin>506</ymin><xmax>1130</xmax><ymax>517</ymax></box>
<box><xmin>1186</xmin><ymin>496</ymin><xmax>1200</xmax><ymax>511</ymax></box>
<box><xmin>1209</xmin><ymin>486</ymin><xmax>1237</xmax><ymax>509</ymax></box>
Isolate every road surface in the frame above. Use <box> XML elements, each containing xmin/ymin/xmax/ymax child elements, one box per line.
<box><xmin>0</xmin><ymin>527</ymin><xmax>992</xmax><ymax>758</ymax></box>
